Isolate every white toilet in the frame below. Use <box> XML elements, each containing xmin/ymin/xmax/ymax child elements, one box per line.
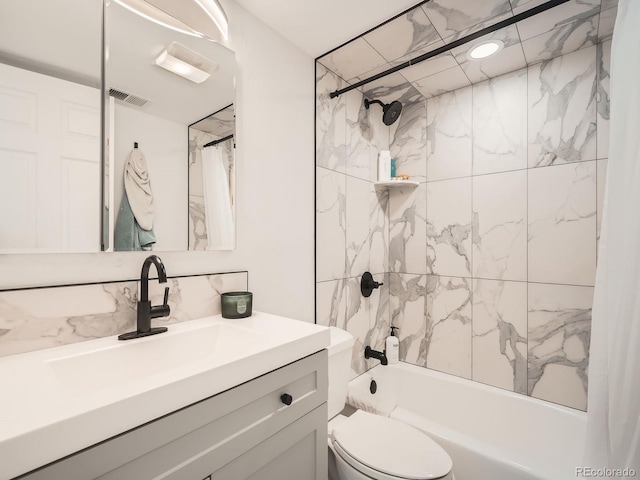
<box><xmin>327</xmin><ymin>327</ymin><xmax>454</xmax><ymax>480</ymax></box>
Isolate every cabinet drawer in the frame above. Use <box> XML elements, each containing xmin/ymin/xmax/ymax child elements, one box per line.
<box><xmin>20</xmin><ymin>350</ymin><xmax>328</xmax><ymax>480</ymax></box>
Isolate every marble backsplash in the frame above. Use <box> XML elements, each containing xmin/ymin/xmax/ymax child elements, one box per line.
<box><xmin>316</xmin><ymin>41</ymin><xmax>610</xmax><ymax>410</ymax></box>
<box><xmin>0</xmin><ymin>272</ymin><xmax>248</xmax><ymax>357</ymax></box>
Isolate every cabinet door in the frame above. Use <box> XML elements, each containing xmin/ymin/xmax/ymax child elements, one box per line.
<box><xmin>211</xmin><ymin>404</ymin><xmax>328</xmax><ymax>480</ymax></box>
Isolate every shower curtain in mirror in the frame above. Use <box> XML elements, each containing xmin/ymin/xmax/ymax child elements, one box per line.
<box><xmin>202</xmin><ymin>146</ymin><xmax>234</xmax><ymax>250</ymax></box>
<box><xmin>584</xmin><ymin>0</ymin><xmax>640</xmax><ymax>474</ymax></box>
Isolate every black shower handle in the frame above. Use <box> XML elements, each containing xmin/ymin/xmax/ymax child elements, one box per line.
<box><xmin>361</xmin><ymin>272</ymin><xmax>383</xmax><ymax>297</ymax></box>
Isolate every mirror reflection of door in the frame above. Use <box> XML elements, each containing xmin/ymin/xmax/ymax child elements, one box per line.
<box><xmin>188</xmin><ymin>105</ymin><xmax>236</xmax><ymax>251</ymax></box>
<box><xmin>0</xmin><ymin>0</ymin><xmax>102</xmax><ymax>253</ymax></box>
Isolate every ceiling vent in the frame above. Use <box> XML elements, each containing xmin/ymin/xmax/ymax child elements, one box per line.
<box><xmin>108</xmin><ymin>88</ymin><xmax>150</xmax><ymax>107</ymax></box>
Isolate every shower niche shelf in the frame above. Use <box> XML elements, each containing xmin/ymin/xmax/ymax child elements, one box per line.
<box><xmin>374</xmin><ymin>180</ymin><xmax>420</xmax><ymax>189</ymax></box>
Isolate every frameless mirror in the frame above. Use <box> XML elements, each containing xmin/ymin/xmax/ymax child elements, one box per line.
<box><xmin>104</xmin><ymin>0</ymin><xmax>236</xmax><ymax>252</ymax></box>
<box><xmin>0</xmin><ymin>0</ymin><xmax>102</xmax><ymax>253</ymax></box>
<box><xmin>0</xmin><ymin>0</ymin><xmax>236</xmax><ymax>254</ymax></box>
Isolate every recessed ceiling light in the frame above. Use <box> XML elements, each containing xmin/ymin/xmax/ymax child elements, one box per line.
<box><xmin>467</xmin><ymin>40</ymin><xmax>504</xmax><ymax>61</ymax></box>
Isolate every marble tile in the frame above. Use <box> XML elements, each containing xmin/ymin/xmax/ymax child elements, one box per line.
<box><xmin>598</xmin><ymin>6</ymin><xmax>617</xmax><ymax>41</ymax></box>
<box><xmin>413</xmin><ymin>65</ymin><xmax>471</xmax><ymax>99</ymax></box>
<box><xmin>346</xmin><ymin>176</ymin><xmax>370</xmax><ymax>277</ymax></box>
<box><xmin>601</xmin><ymin>0</ymin><xmax>618</xmax><ymax>9</ymax></box>
<box><xmin>346</xmin><ymin>89</ymin><xmax>374</xmax><ymax>181</ymax></box>
<box><xmin>367</xmin><ymin>106</ymin><xmax>390</xmax><ymax>153</ymax></box>
<box><xmin>515</xmin><ymin>0</ymin><xmax>600</xmax><ymax>41</ymax></box>
<box><xmin>188</xmin><ymin>196</ymin><xmax>207</xmax><ymax>251</ymax></box>
<box><xmin>316</xmin><ymin>64</ymin><xmax>347</xmax><ymax>173</ymax></box>
<box><xmin>426</xmin><ymin>86</ymin><xmax>472</xmax><ymax>181</ymax></box>
<box><xmin>363</xmin><ymin>7</ymin><xmax>441</xmax><ymax>63</ymax></box>
<box><xmin>528</xmin><ymin>161</ymin><xmax>597</xmax><ymax>286</ymax></box>
<box><xmin>528</xmin><ymin>283</ymin><xmax>593</xmax><ymax>410</ymax></box>
<box><xmin>389</xmin><ymin>273</ymin><xmax>427</xmax><ymax>366</ymax></box>
<box><xmin>188</xmin><ymin>130</ymin><xmax>208</xmax><ymax>197</ymax></box>
<box><xmin>398</xmin><ymin>49</ymin><xmax>459</xmax><ymax>83</ymax></box>
<box><xmin>596</xmin><ymin>159</ymin><xmax>608</xmax><ymax>247</ymax></box>
<box><xmin>425</xmin><ymin>275</ymin><xmax>472</xmax><ymax>379</ymax></box>
<box><xmin>510</xmin><ymin>0</ymin><xmax>535</xmax><ymax>8</ymax></box>
<box><xmin>345</xmin><ymin>277</ymin><xmax>373</xmax><ymax>379</ymax></box>
<box><xmin>597</xmin><ymin>40</ymin><xmax>611</xmax><ymax>160</ymax></box>
<box><xmin>319</xmin><ymin>278</ymin><xmax>380</xmax><ymax>381</ymax></box>
<box><xmin>472</xmin><ymin>69</ymin><xmax>528</xmax><ymax>175</ymax></box>
<box><xmin>316</xmin><ymin>167</ymin><xmax>346</xmax><ymax>282</ymax></box>
<box><xmin>316</xmin><ymin>279</ymin><xmax>346</xmax><ymax>329</ymax></box>
<box><xmin>370</xmin><ymin>187</ymin><xmax>389</xmax><ymax>275</ymax></box>
<box><xmin>459</xmin><ymin>43</ymin><xmax>528</xmax><ymax>84</ymax></box>
<box><xmin>422</xmin><ymin>0</ymin><xmax>512</xmax><ymax>40</ymax></box>
<box><xmin>317</xmin><ymin>38</ymin><xmax>389</xmax><ymax>83</ymax></box>
<box><xmin>390</xmin><ymin>101</ymin><xmax>427</xmax><ymax>183</ymax></box>
<box><xmin>473</xmin><ymin>171</ymin><xmax>527</xmax><ymax>281</ymax></box>
<box><xmin>188</xmin><ymin>130</ymin><xmax>207</xmax><ymax>251</ymax></box>
<box><xmin>147</xmin><ymin>273</ymin><xmax>248</xmax><ymax>324</ymax></box>
<box><xmin>349</xmin><ymin>62</ymin><xmax>394</xmax><ymax>88</ymax></box>
<box><xmin>367</xmin><ymin>272</ymin><xmax>391</xmax><ymax>368</ymax></box>
<box><xmin>528</xmin><ymin>46</ymin><xmax>597</xmax><ymax>168</ymax></box>
<box><xmin>389</xmin><ymin>183</ymin><xmax>427</xmax><ymax>274</ymax></box>
<box><xmin>0</xmin><ymin>272</ymin><xmax>248</xmax><ymax>357</ymax></box>
<box><xmin>521</xmin><ymin>15</ymin><xmax>598</xmax><ymax>65</ymax></box>
<box><xmin>363</xmin><ymin>72</ymin><xmax>423</xmax><ymax>106</ymax></box>
<box><xmin>427</xmin><ymin>178</ymin><xmax>472</xmax><ymax>277</ymax></box>
<box><xmin>441</xmin><ymin>11</ymin><xmax>514</xmax><ymax>45</ymax></box>
<box><xmin>473</xmin><ymin>279</ymin><xmax>527</xmax><ymax>393</ymax></box>
<box><xmin>0</xmin><ymin>282</ymin><xmax>137</xmax><ymax>357</ymax></box>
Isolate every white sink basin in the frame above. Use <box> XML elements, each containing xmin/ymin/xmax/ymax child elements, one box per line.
<box><xmin>47</xmin><ymin>323</ymin><xmax>269</xmax><ymax>395</ymax></box>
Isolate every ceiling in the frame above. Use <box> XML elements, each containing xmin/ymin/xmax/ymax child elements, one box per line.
<box><xmin>232</xmin><ymin>0</ymin><xmax>423</xmax><ymax>58</ymax></box>
<box><xmin>311</xmin><ymin>0</ymin><xmax>618</xmax><ymax>103</ymax></box>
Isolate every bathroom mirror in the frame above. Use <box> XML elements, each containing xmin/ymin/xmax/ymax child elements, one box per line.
<box><xmin>0</xmin><ymin>0</ymin><xmax>103</xmax><ymax>253</ymax></box>
<box><xmin>104</xmin><ymin>0</ymin><xmax>236</xmax><ymax>252</ymax></box>
<box><xmin>188</xmin><ymin>105</ymin><xmax>236</xmax><ymax>250</ymax></box>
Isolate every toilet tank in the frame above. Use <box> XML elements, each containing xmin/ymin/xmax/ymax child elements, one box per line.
<box><xmin>327</xmin><ymin>327</ymin><xmax>354</xmax><ymax>419</ymax></box>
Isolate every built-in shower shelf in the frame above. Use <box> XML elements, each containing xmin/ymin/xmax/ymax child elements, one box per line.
<box><xmin>374</xmin><ymin>180</ymin><xmax>420</xmax><ymax>189</ymax></box>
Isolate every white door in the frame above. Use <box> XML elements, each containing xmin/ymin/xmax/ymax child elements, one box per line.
<box><xmin>0</xmin><ymin>63</ymin><xmax>100</xmax><ymax>253</ymax></box>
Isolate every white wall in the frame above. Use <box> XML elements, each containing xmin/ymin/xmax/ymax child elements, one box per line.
<box><xmin>0</xmin><ymin>0</ymin><xmax>316</xmax><ymax>323</ymax></box>
<box><xmin>113</xmin><ymin>104</ymin><xmax>188</xmax><ymax>252</ymax></box>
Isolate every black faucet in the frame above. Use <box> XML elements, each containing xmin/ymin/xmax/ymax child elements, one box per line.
<box><xmin>364</xmin><ymin>346</ymin><xmax>388</xmax><ymax>365</ymax></box>
<box><xmin>118</xmin><ymin>255</ymin><xmax>171</xmax><ymax>341</ymax></box>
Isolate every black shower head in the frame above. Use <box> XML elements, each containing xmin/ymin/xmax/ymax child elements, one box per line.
<box><xmin>364</xmin><ymin>98</ymin><xmax>403</xmax><ymax>126</ymax></box>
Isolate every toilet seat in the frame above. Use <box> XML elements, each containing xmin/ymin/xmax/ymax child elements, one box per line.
<box><xmin>331</xmin><ymin>410</ymin><xmax>453</xmax><ymax>480</ymax></box>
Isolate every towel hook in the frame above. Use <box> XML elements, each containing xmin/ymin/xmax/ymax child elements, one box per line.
<box><xmin>134</xmin><ymin>142</ymin><xmax>138</xmax><ymax>149</ymax></box>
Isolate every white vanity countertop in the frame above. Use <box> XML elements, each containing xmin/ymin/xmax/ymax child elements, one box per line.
<box><xmin>0</xmin><ymin>312</ymin><xmax>330</xmax><ymax>480</ymax></box>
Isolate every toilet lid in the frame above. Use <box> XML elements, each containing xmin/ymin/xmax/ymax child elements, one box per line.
<box><xmin>332</xmin><ymin>411</ymin><xmax>452</xmax><ymax>480</ymax></box>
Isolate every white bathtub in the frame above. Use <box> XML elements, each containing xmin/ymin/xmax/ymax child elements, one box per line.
<box><xmin>348</xmin><ymin>362</ymin><xmax>586</xmax><ymax>480</ymax></box>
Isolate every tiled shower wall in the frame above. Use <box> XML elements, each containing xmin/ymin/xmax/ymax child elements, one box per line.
<box><xmin>0</xmin><ymin>271</ymin><xmax>247</xmax><ymax>357</ymax></box>
<box><xmin>315</xmin><ymin>63</ymin><xmax>392</xmax><ymax>379</ymax></box>
<box><xmin>316</xmin><ymin>42</ymin><xmax>610</xmax><ymax>410</ymax></box>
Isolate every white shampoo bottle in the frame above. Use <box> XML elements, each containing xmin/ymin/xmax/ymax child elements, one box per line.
<box><xmin>386</xmin><ymin>326</ymin><xmax>399</xmax><ymax>364</ymax></box>
<box><xmin>378</xmin><ymin>150</ymin><xmax>391</xmax><ymax>181</ymax></box>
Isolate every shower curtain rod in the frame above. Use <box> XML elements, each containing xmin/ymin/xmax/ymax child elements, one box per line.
<box><xmin>329</xmin><ymin>0</ymin><xmax>570</xmax><ymax>99</ymax></box>
<box><xmin>203</xmin><ymin>134</ymin><xmax>234</xmax><ymax>148</ymax></box>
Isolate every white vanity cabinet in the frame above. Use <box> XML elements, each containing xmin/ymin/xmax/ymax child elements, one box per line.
<box><xmin>19</xmin><ymin>350</ymin><xmax>328</xmax><ymax>480</ymax></box>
